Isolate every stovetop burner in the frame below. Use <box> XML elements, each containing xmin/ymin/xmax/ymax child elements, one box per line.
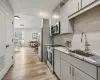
<box><xmin>45</xmin><ymin>44</ymin><xmax>64</xmax><ymax>47</ymax></box>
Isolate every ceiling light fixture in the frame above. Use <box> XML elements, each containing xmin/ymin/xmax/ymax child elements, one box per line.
<box><xmin>20</xmin><ymin>24</ymin><xmax>24</xmax><ymax>26</ymax></box>
<box><xmin>53</xmin><ymin>15</ymin><xmax>59</xmax><ymax>19</ymax></box>
<box><xmin>40</xmin><ymin>12</ymin><xmax>43</xmax><ymax>15</ymax></box>
<box><xmin>39</xmin><ymin>12</ymin><xmax>51</xmax><ymax>19</ymax></box>
<box><xmin>14</xmin><ymin>16</ymin><xmax>20</xmax><ymax>20</ymax></box>
<box><xmin>20</xmin><ymin>24</ymin><xmax>24</xmax><ymax>28</ymax></box>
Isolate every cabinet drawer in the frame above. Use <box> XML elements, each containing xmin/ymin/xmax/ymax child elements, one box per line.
<box><xmin>61</xmin><ymin>52</ymin><xmax>97</xmax><ymax>79</ymax></box>
<box><xmin>54</xmin><ymin>55</ymin><xmax>61</xmax><ymax>78</ymax></box>
<box><xmin>54</xmin><ymin>49</ymin><xmax>61</xmax><ymax>57</ymax></box>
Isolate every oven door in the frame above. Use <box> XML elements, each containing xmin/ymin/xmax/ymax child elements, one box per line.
<box><xmin>47</xmin><ymin>51</ymin><xmax>53</xmax><ymax>65</ymax></box>
<box><xmin>47</xmin><ymin>49</ymin><xmax>54</xmax><ymax>73</ymax></box>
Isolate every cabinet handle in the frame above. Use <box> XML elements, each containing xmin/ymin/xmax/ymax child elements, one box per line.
<box><xmin>81</xmin><ymin>0</ymin><xmax>82</xmax><ymax>8</ymax></box>
<box><xmin>72</xmin><ymin>67</ymin><xmax>74</xmax><ymax>76</ymax></box>
<box><xmin>69</xmin><ymin>66</ymin><xmax>71</xmax><ymax>74</ymax></box>
<box><xmin>78</xmin><ymin>1</ymin><xmax>80</xmax><ymax>10</ymax></box>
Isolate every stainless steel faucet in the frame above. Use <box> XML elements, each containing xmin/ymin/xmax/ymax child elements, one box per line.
<box><xmin>81</xmin><ymin>32</ymin><xmax>90</xmax><ymax>52</ymax></box>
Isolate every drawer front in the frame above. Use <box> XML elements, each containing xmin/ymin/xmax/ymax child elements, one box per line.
<box><xmin>54</xmin><ymin>49</ymin><xmax>61</xmax><ymax>57</ymax></box>
<box><xmin>61</xmin><ymin>52</ymin><xmax>97</xmax><ymax>79</ymax></box>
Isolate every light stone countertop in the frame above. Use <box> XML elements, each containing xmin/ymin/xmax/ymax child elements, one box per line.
<box><xmin>54</xmin><ymin>47</ymin><xmax>100</xmax><ymax>67</ymax></box>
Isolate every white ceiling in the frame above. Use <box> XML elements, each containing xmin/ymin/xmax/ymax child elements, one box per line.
<box><xmin>14</xmin><ymin>14</ymin><xmax>42</xmax><ymax>29</ymax></box>
<box><xmin>9</xmin><ymin>0</ymin><xmax>63</xmax><ymax>29</ymax></box>
<box><xmin>9</xmin><ymin>0</ymin><xmax>63</xmax><ymax>18</ymax></box>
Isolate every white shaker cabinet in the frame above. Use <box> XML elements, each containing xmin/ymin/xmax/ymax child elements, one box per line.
<box><xmin>54</xmin><ymin>50</ymin><xmax>61</xmax><ymax>78</ymax></box>
<box><xmin>73</xmin><ymin>66</ymin><xmax>95</xmax><ymax>80</ymax></box>
<box><xmin>61</xmin><ymin>59</ymin><xmax>72</xmax><ymax>80</ymax></box>
<box><xmin>68</xmin><ymin>0</ymin><xmax>98</xmax><ymax>19</ymax></box>
<box><xmin>54</xmin><ymin>49</ymin><xmax>97</xmax><ymax>80</ymax></box>
<box><xmin>61</xmin><ymin>59</ymin><xmax>95</xmax><ymax>80</ymax></box>
<box><xmin>51</xmin><ymin>4</ymin><xmax>61</xmax><ymax>26</ymax></box>
<box><xmin>82</xmin><ymin>0</ymin><xmax>96</xmax><ymax>8</ymax></box>
<box><xmin>68</xmin><ymin>0</ymin><xmax>78</xmax><ymax>16</ymax></box>
<box><xmin>51</xmin><ymin>17</ymin><xmax>57</xmax><ymax>26</ymax></box>
<box><xmin>60</xmin><ymin>2</ymin><xmax>73</xmax><ymax>34</ymax></box>
<box><xmin>68</xmin><ymin>0</ymin><xmax>96</xmax><ymax>16</ymax></box>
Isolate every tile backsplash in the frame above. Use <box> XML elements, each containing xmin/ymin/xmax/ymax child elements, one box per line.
<box><xmin>54</xmin><ymin>5</ymin><xmax>100</xmax><ymax>56</ymax></box>
<box><xmin>53</xmin><ymin>33</ymin><xmax>73</xmax><ymax>45</ymax></box>
<box><xmin>72</xmin><ymin>32</ymin><xmax>100</xmax><ymax>54</ymax></box>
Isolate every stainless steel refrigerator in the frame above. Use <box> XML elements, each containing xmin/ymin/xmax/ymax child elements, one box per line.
<box><xmin>38</xmin><ymin>28</ymin><xmax>43</xmax><ymax>61</ymax></box>
<box><xmin>38</xmin><ymin>19</ymin><xmax>51</xmax><ymax>62</ymax></box>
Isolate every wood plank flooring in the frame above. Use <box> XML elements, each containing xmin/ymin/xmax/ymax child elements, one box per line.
<box><xmin>2</xmin><ymin>47</ymin><xmax>57</xmax><ymax>80</ymax></box>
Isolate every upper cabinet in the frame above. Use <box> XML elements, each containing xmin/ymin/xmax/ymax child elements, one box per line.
<box><xmin>82</xmin><ymin>0</ymin><xmax>96</xmax><ymax>8</ymax></box>
<box><xmin>51</xmin><ymin>4</ymin><xmax>61</xmax><ymax>26</ymax></box>
<box><xmin>60</xmin><ymin>2</ymin><xmax>73</xmax><ymax>34</ymax></box>
<box><xmin>68</xmin><ymin>0</ymin><xmax>99</xmax><ymax>19</ymax></box>
<box><xmin>50</xmin><ymin>0</ymin><xmax>99</xmax><ymax>34</ymax></box>
<box><xmin>68</xmin><ymin>0</ymin><xmax>79</xmax><ymax>16</ymax></box>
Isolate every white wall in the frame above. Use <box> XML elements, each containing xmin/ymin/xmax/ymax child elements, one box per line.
<box><xmin>15</xmin><ymin>28</ymin><xmax>40</xmax><ymax>47</ymax></box>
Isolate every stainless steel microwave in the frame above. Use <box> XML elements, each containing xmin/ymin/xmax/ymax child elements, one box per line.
<box><xmin>51</xmin><ymin>21</ymin><xmax>60</xmax><ymax>35</ymax></box>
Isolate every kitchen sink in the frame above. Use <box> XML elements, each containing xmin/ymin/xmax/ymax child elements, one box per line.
<box><xmin>69</xmin><ymin>50</ymin><xmax>94</xmax><ymax>57</ymax></box>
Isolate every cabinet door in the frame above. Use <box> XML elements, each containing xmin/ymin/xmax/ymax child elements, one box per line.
<box><xmin>68</xmin><ymin>0</ymin><xmax>78</xmax><ymax>16</ymax></box>
<box><xmin>73</xmin><ymin>67</ymin><xmax>95</xmax><ymax>80</ymax></box>
<box><xmin>51</xmin><ymin>5</ymin><xmax>60</xmax><ymax>26</ymax></box>
<box><xmin>54</xmin><ymin>54</ymin><xmax>61</xmax><ymax>78</ymax></box>
<box><xmin>61</xmin><ymin>59</ymin><xmax>72</xmax><ymax>80</ymax></box>
<box><xmin>51</xmin><ymin>17</ymin><xmax>56</xmax><ymax>26</ymax></box>
<box><xmin>82</xmin><ymin>0</ymin><xmax>95</xmax><ymax>8</ymax></box>
<box><xmin>60</xmin><ymin>2</ymin><xmax>73</xmax><ymax>34</ymax></box>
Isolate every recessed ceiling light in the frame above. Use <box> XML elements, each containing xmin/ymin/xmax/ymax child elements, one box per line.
<box><xmin>14</xmin><ymin>16</ymin><xmax>20</xmax><ymax>20</ymax></box>
<box><xmin>39</xmin><ymin>12</ymin><xmax>51</xmax><ymax>19</ymax></box>
<box><xmin>40</xmin><ymin>12</ymin><xmax>43</xmax><ymax>16</ymax></box>
<box><xmin>20</xmin><ymin>24</ymin><xmax>24</xmax><ymax>28</ymax></box>
<box><xmin>52</xmin><ymin>15</ymin><xmax>59</xmax><ymax>19</ymax></box>
<box><xmin>20</xmin><ymin>24</ymin><xmax>24</xmax><ymax>26</ymax></box>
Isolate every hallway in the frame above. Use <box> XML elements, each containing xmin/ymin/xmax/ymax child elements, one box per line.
<box><xmin>3</xmin><ymin>47</ymin><xmax>57</xmax><ymax>80</ymax></box>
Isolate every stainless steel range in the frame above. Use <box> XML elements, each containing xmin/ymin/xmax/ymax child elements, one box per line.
<box><xmin>46</xmin><ymin>44</ymin><xmax>63</xmax><ymax>73</ymax></box>
<box><xmin>46</xmin><ymin>46</ymin><xmax>54</xmax><ymax>73</ymax></box>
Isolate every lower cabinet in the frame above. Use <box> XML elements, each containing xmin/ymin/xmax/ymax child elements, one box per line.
<box><xmin>54</xmin><ymin>49</ymin><xmax>96</xmax><ymax>80</ymax></box>
<box><xmin>61</xmin><ymin>58</ymin><xmax>95</xmax><ymax>80</ymax></box>
<box><xmin>54</xmin><ymin>54</ymin><xmax>61</xmax><ymax>78</ymax></box>
<box><xmin>73</xmin><ymin>67</ymin><xmax>95</xmax><ymax>80</ymax></box>
<box><xmin>61</xmin><ymin>59</ymin><xmax>72</xmax><ymax>80</ymax></box>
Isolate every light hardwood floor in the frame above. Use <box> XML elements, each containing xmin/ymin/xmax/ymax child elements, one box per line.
<box><xmin>3</xmin><ymin>47</ymin><xmax>57</xmax><ymax>80</ymax></box>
